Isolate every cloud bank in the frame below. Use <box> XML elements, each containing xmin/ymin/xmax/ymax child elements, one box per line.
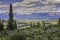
<box><xmin>0</xmin><ymin>0</ymin><xmax>60</xmax><ymax>15</ymax></box>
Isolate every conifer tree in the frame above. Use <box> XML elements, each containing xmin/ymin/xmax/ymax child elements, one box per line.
<box><xmin>30</xmin><ymin>22</ymin><xmax>32</xmax><ymax>27</ymax></box>
<box><xmin>58</xmin><ymin>18</ymin><xmax>60</xmax><ymax>26</ymax></box>
<box><xmin>42</xmin><ymin>21</ymin><xmax>45</xmax><ymax>27</ymax></box>
<box><xmin>0</xmin><ymin>19</ymin><xmax>4</xmax><ymax>31</ymax></box>
<box><xmin>7</xmin><ymin>4</ymin><xmax>14</xmax><ymax>30</ymax></box>
<box><xmin>32</xmin><ymin>22</ymin><xmax>34</xmax><ymax>28</ymax></box>
<box><xmin>37</xmin><ymin>22</ymin><xmax>40</xmax><ymax>27</ymax></box>
<box><xmin>14</xmin><ymin>20</ymin><xmax>17</xmax><ymax>29</ymax></box>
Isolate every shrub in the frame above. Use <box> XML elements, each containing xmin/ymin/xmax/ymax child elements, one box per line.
<box><xmin>9</xmin><ymin>33</ymin><xmax>26</xmax><ymax>40</ymax></box>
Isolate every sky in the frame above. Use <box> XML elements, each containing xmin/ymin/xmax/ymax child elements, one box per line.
<box><xmin>0</xmin><ymin>0</ymin><xmax>23</xmax><ymax>4</ymax></box>
<box><xmin>0</xmin><ymin>0</ymin><xmax>60</xmax><ymax>20</ymax></box>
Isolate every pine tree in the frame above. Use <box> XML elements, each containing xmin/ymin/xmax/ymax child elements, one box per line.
<box><xmin>37</xmin><ymin>22</ymin><xmax>40</xmax><ymax>27</ymax></box>
<box><xmin>0</xmin><ymin>19</ymin><xmax>4</xmax><ymax>31</ymax></box>
<box><xmin>42</xmin><ymin>21</ymin><xmax>45</xmax><ymax>27</ymax></box>
<box><xmin>7</xmin><ymin>4</ymin><xmax>14</xmax><ymax>30</ymax></box>
<box><xmin>30</xmin><ymin>22</ymin><xmax>32</xmax><ymax>27</ymax></box>
<box><xmin>14</xmin><ymin>20</ymin><xmax>17</xmax><ymax>29</ymax></box>
<box><xmin>58</xmin><ymin>18</ymin><xmax>60</xmax><ymax>26</ymax></box>
<box><xmin>32</xmin><ymin>22</ymin><xmax>34</xmax><ymax>28</ymax></box>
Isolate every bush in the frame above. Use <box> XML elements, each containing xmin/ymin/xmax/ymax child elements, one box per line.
<box><xmin>9</xmin><ymin>33</ymin><xmax>26</xmax><ymax>40</ymax></box>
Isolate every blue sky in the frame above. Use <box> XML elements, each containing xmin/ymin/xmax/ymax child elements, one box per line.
<box><xmin>0</xmin><ymin>0</ymin><xmax>60</xmax><ymax>20</ymax></box>
<box><xmin>0</xmin><ymin>0</ymin><xmax>23</xmax><ymax>4</ymax></box>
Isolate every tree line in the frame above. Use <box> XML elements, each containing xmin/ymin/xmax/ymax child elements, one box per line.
<box><xmin>0</xmin><ymin>4</ymin><xmax>17</xmax><ymax>31</ymax></box>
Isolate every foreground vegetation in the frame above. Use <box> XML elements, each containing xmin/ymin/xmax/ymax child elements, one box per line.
<box><xmin>0</xmin><ymin>23</ymin><xmax>60</xmax><ymax>40</ymax></box>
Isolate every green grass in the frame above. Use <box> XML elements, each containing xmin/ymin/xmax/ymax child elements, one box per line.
<box><xmin>6</xmin><ymin>25</ymin><xmax>60</xmax><ymax>40</ymax></box>
<box><xmin>0</xmin><ymin>20</ymin><xmax>60</xmax><ymax>40</ymax></box>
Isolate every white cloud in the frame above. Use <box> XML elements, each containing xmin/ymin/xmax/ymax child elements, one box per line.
<box><xmin>13</xmin><ymin>0</ymin><xmax>57</xmax><ymax>15</ymax></box>
<box><xmin>0</xmin><ymin>2</ymin><xmax>3</xmax><ymax>4</ymax></box>
<box><xmin>53</xmin><ymin>0</ymin><xmax>60</xmax><ymax>2</ymax></box>
<box><xmin>0</xmin><ymin>2</ymin><xmax>10</xmax><ymax>13</ymax></box>
<box><xmin>0</xmin><ymin>0</ymin><xmax>60</xmax><ymax>15</ymax></box>
<box><xmin>13</xmin><ymin>0</ymin><xmax>38</xmax><ymax>7</ymax></box>
<box><xmin>48</xmin><ymin>0</ymin><xmax>60</xmax><ymax>4</ymax></box>
<box><xmin>0</xmin><ymin>4</ymin><xmax>9</xmax><ymax>13</ymax></box>
<box><xmin>13</xmin><ymin>5</ymin><xmax>59</xmax><ymax>15</ymax></box>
